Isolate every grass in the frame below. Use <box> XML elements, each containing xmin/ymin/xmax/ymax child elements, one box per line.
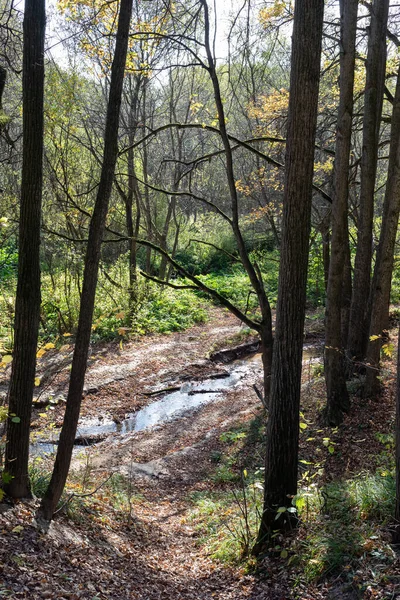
<box><xmin>28</xmin><ymin>459</ymin><xmax>142</xmax><ymax>526</ymax></box>
<box><xmin>296</xmin><ymin>473</ymin><xmax>396</xmax><ymax>582</ymax></box>
<box><xmin>185</xmin><ymin>409</ymin><xmax>397</xmax><ymax>594</ymax></box>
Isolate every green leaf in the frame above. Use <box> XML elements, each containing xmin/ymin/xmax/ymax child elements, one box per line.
<box><xmin>11</xmin><ymin>416</ymin><xmax>20</xmax><ymax>423</ymax></box>
<box><xmin>328</xmin><ymin>445</ymin><xmax>335</xmax><ymax>454</ymax></box>
<box><xmin>2</xmin><ymin>471</ymin><xmax>13</xmax><ymax>484</ymax></box>
<box><xmin>280</xmin><ymin>549</ymin><xmax>288</xmax><ymax>559</ymax></box>
<box><xmin>293</xmin><ymin>495</ymin><xmax>306</xmax><ymax>510</ymax></box>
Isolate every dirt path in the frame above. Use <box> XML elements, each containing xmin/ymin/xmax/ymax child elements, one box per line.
<box><xmin>0</xmin><ymin>308</ymin><xmax>292</xmax><ymax>599</ymax></box>
<box><xmin>0</xmin><ymin>307</ymin><xmax>334</xmax><ymax>599</ymax></box>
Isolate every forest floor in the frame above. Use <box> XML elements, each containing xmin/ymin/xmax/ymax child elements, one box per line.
<box><xmin>1</xmin><ymin>307</ymin><xmax>400</xmax><ymax>599</ymax></box>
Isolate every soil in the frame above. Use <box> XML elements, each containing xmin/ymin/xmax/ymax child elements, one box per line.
<box><xmin>1</xmin><ymin>307</ymin><xmax>399</xmax><ymax>599</ymax></box>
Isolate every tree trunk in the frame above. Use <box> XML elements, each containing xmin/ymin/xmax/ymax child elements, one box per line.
<box><xmin>323</xmin><ymin>0</ymin><xmax>358</xmax><ymax>426</ymax></box>
<box><xmin>347</xmin><ymin>0</ymin><xmax>389</xmax><ymax>363</ymax></box>
<box><xmin>4</xmin><ymin>0</ymin><xmax>45</xmax><ymax>498</ymax></box>
<box><xmin>201</xmin><ymin>0</ymin><xmax>274</xmax><ymax>401</ymax></box>
<box><xmin>341</xmin><ymin>242</ymin><xmax>352</xmax><ymax>351</ymax></box>
<box><xmin>0</xmin><ymin>66</ymin><xmax>6</xmax><ymax>108</ymax></box>
<box><xmin>254</xmin><ymin>0</ymin><xmax>324</xmax><ymax>551</ymax></box>
<box><xmin>394</xmin><ymin>322</ymin><xmax>400</xmax><ymax>542</ymax></box>
<box><xmin>37</xmin><ymin>0</ymin><xmax>133</xmax><ymax>522</ymax></box>
<box><xmin>364</xmin><ymin>64</ymin><xmax>400</xmax><ymax>397</ymax></box>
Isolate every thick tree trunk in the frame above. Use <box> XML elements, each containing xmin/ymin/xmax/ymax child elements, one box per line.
<box><xmin>364</xmin><ymin>65</ymin><xmax>400</xmax><ymax>397</ymax></box>
<box><xmin>4</xmin><ymin>0</ymin><xmax>45</xmax><ymax>498</ymax></box>
<box><xmin>0</xmin><ymin>66</ymin><xmax>6</xmax><ymax>108</ymax></box>
<box><xmin>37</xmin><ymin>0</ymin><xmax>133</xmax><ymax>522</ymax></box>
<box><xmin>254</xmin><ymin>0</ymin><xmax>324</xmax><ymax>551</ymax></box>
<box><xmin>323</xmin><ymin>0</ymin><xmax>358</xmax><ymax>426</ymax></box>
<box><xmin>394</xmin><ymin>323</ymin><xmax>400</xmax><ymax>541</ymax></box>
<box><xmin>341</xmin><ymin>242</ymin><xmax>352</xmax><ymax>351</ymax></box>
<box><xmin>347</xmin><ymin>0</ymin><xmax>389</xmax><ymax>363</ymax></box>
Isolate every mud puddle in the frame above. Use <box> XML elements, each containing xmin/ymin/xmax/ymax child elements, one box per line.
<box><xmin>31</xmin><ymin>342</ymin><xmax>322</xmax><ymax>456</ymax></box>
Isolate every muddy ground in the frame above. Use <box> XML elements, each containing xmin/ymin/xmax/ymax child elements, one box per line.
<box><xmin>2</xmin><ymin>307</ymin><xmax>397</xmax><ymax>599</ymax></box>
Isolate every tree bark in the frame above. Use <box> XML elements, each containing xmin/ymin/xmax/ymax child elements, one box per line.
<box><xmin>38</xmin><ymin>0</ymin><xmax>134</xmax><ymax>522</ymax></box>
<box><xmin>347</xmin><ymin>0</ymin><xmax>389</xmax><ymax>363</ymax></box>
<box><xmin>364</xmin><ymin>64</ymin><xmax>400</xmax><ymax>397</ymax></box>
<box><xmin>0</xmin><ymin>66</ymin><xmax>6</xmax><ymax>109</ymax></box>
<box><xmin>323</xmin><ymin>0</ymin><xmax>358</xmax><ymax>426</ymax></box>
<box><xmin>4</xmin><ymin>0</ymin><xmax>45</xmax><ymax>498</ymax></box>
<box><xmin>394</xmin><ymin>322</ymin><xmax>400</xmax><ymax>541</ymax></box>
<box><xmin>254</xmin><ymin>0</ymin><xmax>324</xmax><ymax>550</ymax></box>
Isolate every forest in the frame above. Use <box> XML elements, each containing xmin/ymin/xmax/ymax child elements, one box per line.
<box><xmin>1</xmin><ymin>0</ymin><xmax>400</xmax><ymax>597</ymax></box>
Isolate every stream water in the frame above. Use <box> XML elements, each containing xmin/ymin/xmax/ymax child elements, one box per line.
<box><xmin>31</xmin><ymin>344</ymin><xmax>322</xmax><ymax>456</ymax></box>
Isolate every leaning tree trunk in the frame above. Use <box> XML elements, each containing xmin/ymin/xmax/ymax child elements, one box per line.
<box><xmin>200</xmin><ymin>0</ymin><xmax>274</xmax><ymax>398</ymax></box>
<box><xmin>364</xmin><ymin>64</ymin><xmax>400</xmax><ymax>397</ymax></box>
<box><xmin>324</xmin><ymin>0</ymin><xmax>358</xmax><ymax>426</ymax></box>
<box><xmin>37</xmin><ymin>0</ymin><xmax>134</xmax><ymax>522</ymax></box>
<box><xmin>4</xmin><ymin>0</ymin><xmax>45</xmax><ymax>498</ymax></box>
<box><xmin>347</xmin><ymin>0</ymin><xmax>389</xmax><ymax>364</ymax></box>
<box><xmin>254</xmin><ymin>0</ymin><xmax>324</xmax><ymax>551</ymax></box>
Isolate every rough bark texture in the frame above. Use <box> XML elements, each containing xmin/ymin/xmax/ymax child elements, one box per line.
<box><xmin>0</xmin><ymin>65</ymin><xmax>6</xmax><ymax>108</ymax></box>
<box><xmin>347</xmin><ymin>0</ymin><xmax>389</xmax><ymax>363</ymax></box>
<box><xmin>364</xmin><ymin>65</ymin><xmax>400</xmax><ymax>397</ymax></box>
<box><xmin>254</xmin><ymin>0</ymin><xmax>324</xmax><ymax>550</ymax></box>
<box><xmin>395</xmin><ymin>323</ymin><xmax>400</xmax><ymax>541</ymax></box>
<box><xmin>38</xmin><ymin>0</ymin><xmax>134</xmax><ymax>521</ymax></box>
<box><xmin>4</xmin><ymin>0</ymin><xmax>45</xmax><ymax>498</ymax></box>
<box><xmin>324</xmin><ymin>0</ymin><xmax>358</xmax><ymax>426</ymax></box>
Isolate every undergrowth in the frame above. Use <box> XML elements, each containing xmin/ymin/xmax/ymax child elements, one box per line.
<box><xmin>29</xmin><ymin>458</ymin><xmax>142</xmax><ymax>526</ymax></box>
<box><xmin>187</xmin><ymin>417</ymin><xmax>397</xmax><ymax>591</ymax></box>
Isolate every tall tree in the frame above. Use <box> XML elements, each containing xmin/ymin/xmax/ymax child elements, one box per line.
<box><xmin>38</xmin><ymin>0</ymin><xmax>134</xmax><ymax>522</ymax></box>
<box><xmin>395</xmin><ymin>320</ymin><xmax>400</xmax><ymax>542</ymax></box>
<box><xmin>347</xmin><ymin>0</ymin><xmax>389</xmax><ymax>363</ymax></box>
<box><xmin>364</xmin><ymin>63</ymin><xmax>400</xmax><ymax>397</ymax></box>
<box><xmin>254</xmin><ymin>0</ymin><xmax>324</xmax><ymax>549</ymax></box>
<box><xmin>4</xmin><ymin>0</ymin><xmax>45</xmax><ymax>498</ymax></box>
<box><xmin>324</xmin><ymin>0</ymin><xmax>358</xmax><ymax>425</ymax></box>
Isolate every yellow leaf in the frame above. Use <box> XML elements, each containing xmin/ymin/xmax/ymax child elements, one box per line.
<box><xmin>63</xmin><ymin>333</ymin><xmax>72</xmax><ymax>337</ymax></box>
<box><xmin>369</xmin><ymin>334</ymin><xmax>380</xmax><ymax>341</ymax></box>
<box><xmin>34</xmin><ymin>377</ymin><xmax>41</xmax><ymax>387</ymax></box>
<box><xmin>300</xmin><ymin>422</ymin><xmax>307</xmax><ymax>430</ymax></box>
<box><xmin>2</xmin><ymin>355</ymin><xmax>12</xmax><ymax>364</ymax></box>
<box><xmin>36</xmin><ymin>349</ymin><xmax>46</xmax><ymax>358</ymax></box>
<box><xmin>12</xmin><ymin>525</ymin><xmax>24</xmax><ymax>534</ymax></box>
<box><xmin>38</xmin><ymin>413</ymin><xmax>47</xmax><ymax>418</ymax></box>
<box><xmin>118</xmin><ymin>327</ymin><xmax>130</xmax><ymax>336</ymax></box>
<box><xmin>44</xmin><ymin>342</ymin><xmax>55</xmax><ymax>350</ymax></box>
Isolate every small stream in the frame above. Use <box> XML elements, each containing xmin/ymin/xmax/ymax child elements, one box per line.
<box><xmin>31</xmin><ymin>344</ymin><xmax>322</xmax><ymax>457</ymax></box>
